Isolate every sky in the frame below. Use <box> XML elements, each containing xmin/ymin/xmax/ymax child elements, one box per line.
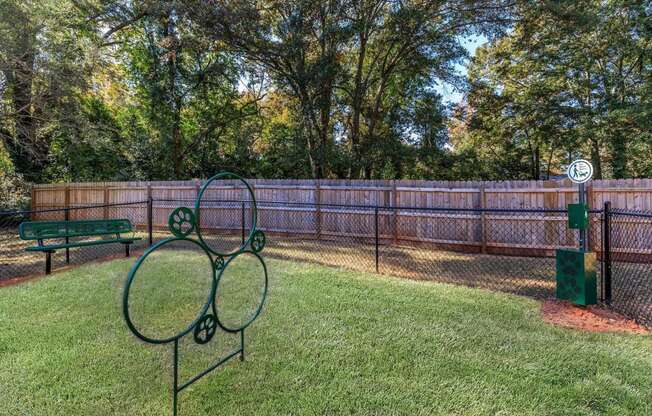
<box><xmin>436</xmin><ymin>35</ymin><xmax>488</xmax><ymax>104</ymax></box>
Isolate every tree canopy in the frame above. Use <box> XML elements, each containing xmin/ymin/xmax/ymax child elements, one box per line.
<box><xmin>0</xmin><ymin>0</ymin><xmax>650</xmax><ymax>188</ymax></box>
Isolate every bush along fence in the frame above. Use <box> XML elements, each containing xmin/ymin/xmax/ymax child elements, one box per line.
<box><xmin>0</xmin><ymin>197</ymin><xmax>650</xmax><ymax>327</ymax></box>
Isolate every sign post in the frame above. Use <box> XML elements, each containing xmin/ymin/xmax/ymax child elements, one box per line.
<box><xmin>555</xmin><ymin>159</ymin><xmax>597</xmax><ymax>306</ymax></box>
<box><xmin>567</xmin><ymin>159</ymin><xmax>593</xmax><ymax>251</ymax></box>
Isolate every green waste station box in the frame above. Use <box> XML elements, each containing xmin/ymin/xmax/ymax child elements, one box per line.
<box><xmin>556</xmin><ymin>249</ymin><xmax>597</xmax><ymax>306</ymax></box>
<box><xmin>567</xmin><ymin>203</ymin><xmax>589</xmax><ymax>229</ymax></box>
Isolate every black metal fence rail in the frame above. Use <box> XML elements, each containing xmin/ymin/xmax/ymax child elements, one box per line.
<box><xmin>1</xmin><ymin>199</ymin><xmax>650</xmax><ymax>328</ymax></box>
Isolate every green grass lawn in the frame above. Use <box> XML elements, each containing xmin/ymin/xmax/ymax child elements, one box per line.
<box><xmin>0</xmin><ymin>252</ymin><xmax>651</xmax><ymax>416</ymax></box>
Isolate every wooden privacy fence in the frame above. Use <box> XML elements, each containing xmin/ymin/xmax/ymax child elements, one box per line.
<box><xmin>29</xmin><ymin>178</ymin><xmax>652</xmax><ymax>257</ymax></box>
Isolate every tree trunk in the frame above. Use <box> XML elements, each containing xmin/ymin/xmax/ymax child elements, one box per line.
<box><xmin>610</xmin><ymin>129</ymin><xmax>627</xmax><ymax>178</ymax></box>
<box><xmin>164</xmin><ymin>11</ymin><xmax>183</xmax><ymax>178</ymax></box>
<box><xmin>349</xmin><ymin>31</ymin><xmax>367</xmax><ymax>179</ymax></box>
<box><xmin>6</xmin><ymin>28</ymin><xmax>38</xmax><ymax>180</ymax></box>
<box><xmin>590</xmin><ymin>138</ymin><xmax>603</xmax><ymax>179</ymax></box>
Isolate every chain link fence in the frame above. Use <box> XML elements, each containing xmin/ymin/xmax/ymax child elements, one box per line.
<box><xmin>1</xmin><ymin>199</ymin><xmax>649</xmax><ymax>327</ymax></box>
<box><xmin>606</xmin><ymin>208</ymin><xmax>652</xmax><ymax>327</ymax></box>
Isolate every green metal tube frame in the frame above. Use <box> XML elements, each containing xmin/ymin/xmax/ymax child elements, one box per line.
<box><xmin>122</xmin><ymin>172</ymin><xmax>268</xmax><ymax>416</ymax></box>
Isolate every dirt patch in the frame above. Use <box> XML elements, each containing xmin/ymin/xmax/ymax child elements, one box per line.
<box><xmin>0</xmin><ymin>248</ymin><xmax>149</xmax><ymax>288</ymax></box>
<box><xmin>541</xmin><ymin>299</ymin><xmax>650</xmax><ymax>334</ymax></box>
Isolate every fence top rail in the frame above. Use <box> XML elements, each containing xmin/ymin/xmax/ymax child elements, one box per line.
<box><xmin>611</xmin><ymin>209</ymin><xmax>652</xmax><ymax>218</ymax></box>
<box><xmin>5</xmin><ymin>198</ymin><xmax>619</xmax><ymax>216</ymax></box>
<box><xmin>152</xmin><ymin>198</ymin><xmax>600</xmax><ymax>214</ymax></box>
<box><xmin>16</xmin><ymin>199</ymin><xmax>651</xmax><ymax>218</ymax></box>
<box><xmin>0</xmin><ymin>200</ymin><xmax>148</xmax><ymax>218</ymax></box>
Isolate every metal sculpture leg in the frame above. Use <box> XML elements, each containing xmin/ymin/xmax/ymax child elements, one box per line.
<box><xmin>173</xmin><ymin>339</ymin><xmax>179</xmax><ymax>416</ymax></box>
<box><xmin>240</xmin><ymin>329</ymin><xmax>245</xmax><ymax>362</ymax></box>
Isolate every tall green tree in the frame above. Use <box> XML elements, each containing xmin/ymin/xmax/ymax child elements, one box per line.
<box><xmin>454</xmin><ymin>1</ymin><xmax>652</xmax><ymax>179</ymax></box>
<box><xmin>0</xmin><ymin>0</ymin><xmax>94</xmax><ymax>181</ymax></box>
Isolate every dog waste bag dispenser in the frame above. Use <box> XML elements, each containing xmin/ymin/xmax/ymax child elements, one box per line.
<box><xmin>556</xmin><ymin>159</ymin><xmax>597</xmax><ymax>306</ymax></box>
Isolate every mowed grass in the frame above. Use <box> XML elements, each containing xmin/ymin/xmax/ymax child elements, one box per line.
<box><xmin>0</xmin><ymin>253</ymin><xmax>651</xmax><ymax>416</ymax></box>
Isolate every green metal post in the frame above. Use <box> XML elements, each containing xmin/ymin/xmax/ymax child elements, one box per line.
<box><xmin>173</xmin><ymin>339</ymin><xmax>178</xmax><ymax>416</ymax></box>
<box><xmin>240</xmin><ymin>329</ymin><xmax>245</xmax><ymax>361</ymax></box>
<box><xmin>578</xmin><ymin>182</ymin><xmax>587</xmax><ymax>251</ymax></box>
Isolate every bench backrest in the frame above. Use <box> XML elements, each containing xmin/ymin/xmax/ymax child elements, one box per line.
<box><xmin>19</xmin><ymin>219</ymin><xmax>134</xmax><ymax>240</ymax></box>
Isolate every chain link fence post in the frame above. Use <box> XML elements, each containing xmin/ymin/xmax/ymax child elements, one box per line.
<box><xmin>374</xmin><ymin>207</ymin><xmax>379</xmax><ymax>273</ymax></box>
<box><xmin>147</xmin><ymin>196</ymin><xmax>153</xmax><ymax>247</ymax></box>
<box><xmin>603</xmin><ymin>201</ymin><xmax>612</xmax><ymax>305</ymax></box>
<box><xmin>65</xmin><ymin>207</ymin><xmax>70</xmax><ymax>264</ymax></box>
<box><xmin>241</xmin><ymin>202</ymin><xmax>246</xmax><ymax>245</ymax></box>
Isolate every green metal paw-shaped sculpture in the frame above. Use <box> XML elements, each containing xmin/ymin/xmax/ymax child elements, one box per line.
<box><xmin>122</xmin><ymin>172</ymin><xmax>268</xmax><ymax>416</ymax></box>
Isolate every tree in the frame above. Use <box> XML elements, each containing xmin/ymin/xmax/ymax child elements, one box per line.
<box><xmin>0</xmin><ymin>0</ymin><xmax>93</xmax><ymax>181</ymax></box>
<box><xmin>337</xmin><ymin>0</ymin><xmax>514</xmax><ymax>178</ymax></box>
<box><xmin>454</xmin><ymin>1</ymin><xmax>652</xmax><ymax>179</ymax></box>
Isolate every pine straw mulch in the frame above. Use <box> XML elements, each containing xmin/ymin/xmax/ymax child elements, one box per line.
<box><xmin>541</xmin><ymin>299</ymin><xmax>650</xmax><ymax>334</ymax></box>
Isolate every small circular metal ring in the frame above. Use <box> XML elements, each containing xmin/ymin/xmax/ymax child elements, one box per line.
<box><xmin>212</xmin><ymin>250</ymin><xmax>268</xmax><ymax>333</ymax></box>
<box><xmin>194</xmin><ymin>172</ymin><xmax>258</xmax><ymax>257</ymax></box>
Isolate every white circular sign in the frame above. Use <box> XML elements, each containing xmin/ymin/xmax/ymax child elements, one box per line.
<box><xmin>567</xmin><ymin>159</ymin><xmax>593</xmax><ymax>184</ymax></box>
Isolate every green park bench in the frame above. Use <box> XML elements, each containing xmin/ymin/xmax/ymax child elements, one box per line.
<box><xmin>19</xmin><ymin>219</ymin><xmax>141</xmax><ymax>275</ymax></box>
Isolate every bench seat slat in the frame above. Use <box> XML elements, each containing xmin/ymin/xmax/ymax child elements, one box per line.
<box><xmin>25</xmin><ymin>237</ymin><xmax>141</xmax><ymax>252</ymax></box>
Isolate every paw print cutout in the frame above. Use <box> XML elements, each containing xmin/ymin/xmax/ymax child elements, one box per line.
<box><xmin>251</xmin><ymin>230</ymin><xmax>266</xmax><ymax>253</ymax></box>
<box><xmin>168</xmin><ymin>207</ymin><xmax>195</xmax><ymax>238</ymax></box>
<box><xmin>193</xmin><ymin>314</ymin><xmax>217</xmax><ymax>345</ymax></box>
<box><xmin>214</xmin><ymin>255</ymin><xmax>225</xmax><ymax>271</ymax></box>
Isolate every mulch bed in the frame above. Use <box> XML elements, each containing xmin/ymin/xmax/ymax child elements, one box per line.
<box><xmin>541</xmin><ymin>299</ymin><xmax>650</xmax><ymax>334</ymax></box>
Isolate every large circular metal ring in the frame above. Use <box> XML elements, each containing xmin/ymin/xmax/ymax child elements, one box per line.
<box><xmin>212</xmin><ymin>250</ymin><xmax>268</xmax><ymax>333</ymax></box>
<box><xmin>194</xmin><ymin>172</ymin><xmax>258</xmax><ymax>257</ymax></box>
<box><xmin>123</xmin><ymin>237</ymin><xmax>216</xmax><ymax>344</ymax></box>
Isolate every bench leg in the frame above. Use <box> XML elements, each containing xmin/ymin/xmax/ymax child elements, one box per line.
<box><xmin>45</xmin><ymin>251</ymin><xmax>52</xmax><ymax>275</ymax></box>
<box><xmin>125</xmin><ymin>243</ymin><xmax>130</xmax><ymax>258</ymax></box>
